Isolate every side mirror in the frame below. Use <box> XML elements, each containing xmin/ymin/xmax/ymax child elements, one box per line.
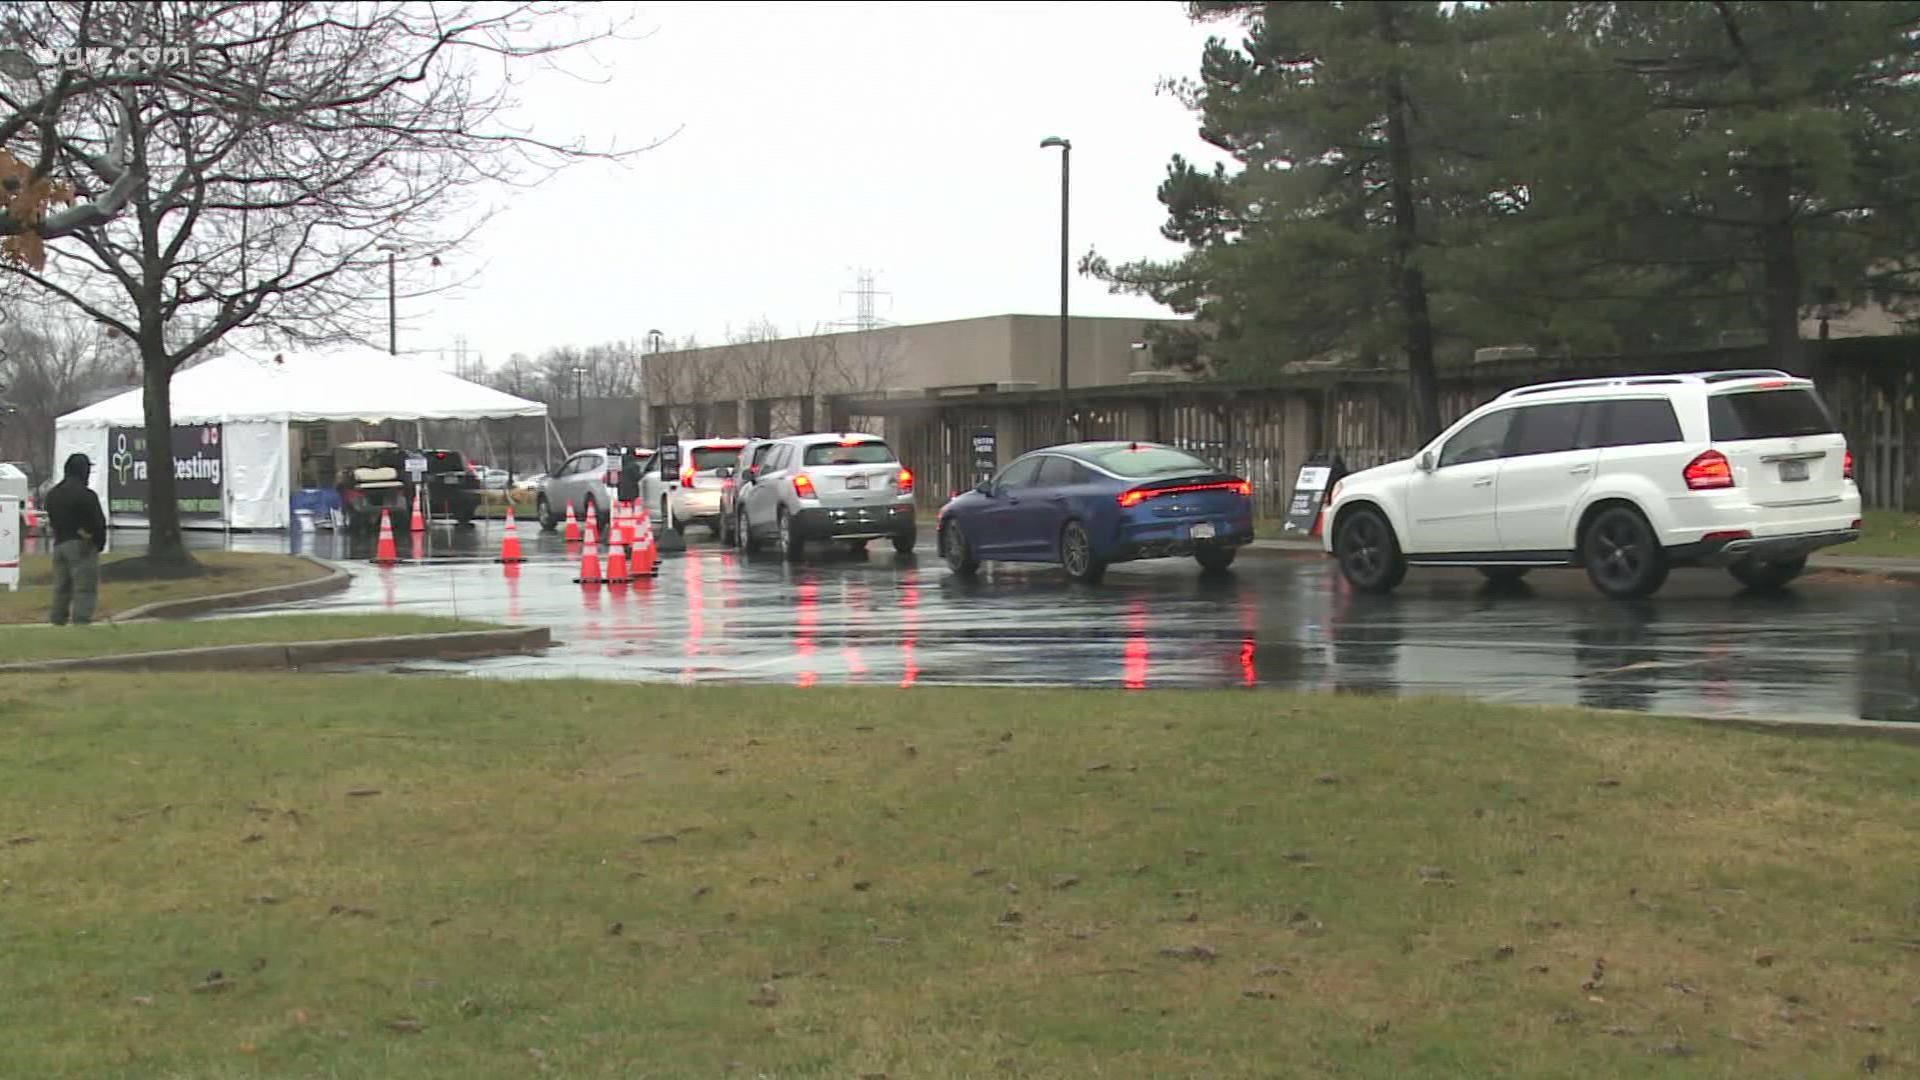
<box><xmin>975</xmin><ymin>480</ymin><xmax>994</xmax><ymax>496</ymax></box>
<box><xmin>1417</xmin><ymin>451</ymin><xmax>1435</xmax><ymax>473</ymax></box>
<box><xmin>714</xmin><ymin>466</ymin><xmax>734</xmax><ymax>480</ymax></box>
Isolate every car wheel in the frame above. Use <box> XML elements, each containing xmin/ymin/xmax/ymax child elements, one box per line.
<box><xmin>779</xmin><ymin>509</ymin><xmax>805</xmax><ymax>563</ymax></box>
<box><xmin>1195</xmin><ymin>546</ymin><xmax>1236</xmax><ymax>573</ymax></box>
<box><xmin>738</xmin><ymin>507</ymin><xmax>760</xmax><ymax>555</ymax></box>
<box><xmin>1582</xmin><ymin>506</ymin><xmax>1669</xmax><ymax>599</ymax></box>
<box><xmin>1059</xmin><ymin>520</ymin><xmax>1106</xmax><ymax>584</ymax></box>
<box><xmin>536</xmin><ymin>496</ymin><xmax>557</xmax><ymax>532</ymax></box>
<box><xmin>1334</xmin><ymin>507</ymin><xmax>1407</xmax><ymax>594</ymax></box>
<box><xmin>1478</xmin><ymin>566</ymin><xmax>1530</xmax><ymax>584</ymax></box>
<box><xmin>717</xmin><ymin>508</ymin><xmax>733</xmax><ymax>545</ymax></box>
<box><xmin>1728</xmin><ymin>554</ymin><xmax>1806</xmax><ymax>593</ymax></box>
<box><xmin>892</xmin><ymin>531</ymin><xmax>916</xmax><ymax>555</ymax></box>
<box><xmin>942</xmin><ymin>521</ymin><xmax>979</xmax><ymax>576</ymax></box>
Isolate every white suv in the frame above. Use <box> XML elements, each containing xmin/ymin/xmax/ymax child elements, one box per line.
<box><xmin>1321</xmin><ymin>370</ymin><xmax>1863</xmax><ymax>598</ymax></box>
<box><xmin>637</xmin><ymin>437</ymin><xmax>748</xmax><ymax>537</ymax></box>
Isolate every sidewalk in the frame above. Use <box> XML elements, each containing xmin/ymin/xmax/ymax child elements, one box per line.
<box><xmin>1247</xmin><ymin>535</ymin><xmax>1920</xmax><ymax>582</ymax></box>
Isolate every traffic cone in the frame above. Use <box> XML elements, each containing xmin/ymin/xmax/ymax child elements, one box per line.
<box><xmin>563</xmin><ymin>501</ymin><xmax>581</xmax><ymax>542</ymax></box>
<box><xmin>574</xmin><ymin>533</ymin><xmax>603</xmax><ymax>585</ymax></box>
<box><xmin>583</xmin><ymin>506</ymin><xmax>599</xmax><ymax>549</ymax></box>
<box><xmin>23</xmin><ymin>496</ymin><xmax>37</xmax><ymax>533</ymax></box>
<box><xmin>408</xmin><ymin>489</ymin><xmax>426</xmax><ymax>533</ymax></box>
<box><xmin>605</xmin><ymin>531</ymin><xmax>630</xmax><ymax>584</ymax></box>
<box><xmin>634</xmin><ymin>506</ymin><xmax>658</xmax><ymax>577</ymax></box>
<box><xmin>373</xmin><ymin>507</ymin><xmax>400</xmax><ymax>565</ymax></box>
<box><xmin>495</xmin><ymin>503</ymin><xmax>526</xmax><ymax>564</ymax></box>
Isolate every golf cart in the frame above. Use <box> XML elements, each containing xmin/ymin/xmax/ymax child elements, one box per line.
<box><xmin>334</xmin><ymin>441</ymin><xmax>411</xmax><ymax>533</ymax></box>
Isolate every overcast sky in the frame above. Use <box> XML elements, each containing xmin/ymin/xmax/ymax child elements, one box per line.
<box><xmin>396</xmin><ymin>0</ymin><xmax>1236</xmax><ymax>372</ymax></box>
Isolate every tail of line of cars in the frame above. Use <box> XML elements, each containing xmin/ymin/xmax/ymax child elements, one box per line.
<box><xmin>514</xmin><ymin>369</ymin><xmax>1862</xmax><ymax>596</ymax></box>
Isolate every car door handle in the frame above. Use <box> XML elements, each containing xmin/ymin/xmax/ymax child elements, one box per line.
<box><xmin>1473</xmin><ymin>477</ymin><xmax>1494</xmax><ymax>488</ymax></box>
<box><xmin>1568</xmin><ymin>465</ymin><xmax>1593</xmax><ymax>475</ymax></box>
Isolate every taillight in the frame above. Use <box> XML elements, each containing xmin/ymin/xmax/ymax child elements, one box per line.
<box><xmin>793</xmin><ymin>473</ymin><xmax>816</xmax><ymax>499</ymax></box>
<box><xmin>680</xmin><ymin>464</ymin><xmax>695</xmax><ymax>488</ymax></box>
<box><xmin>897</xmin><ymin>468</ymin><xmax>914</xmax><ymax>495</ymax></box>
<box><xmin>604</xmin><ymin>469</ymin><xmax>618</xmax><ymax>487</ymax></box>
<box><xmin>1844</xmin><ymin>450</ymin><xmax>1854</xmax><ymax>480</ymax></box>
<box><xmin>1684</xmin><ymin>449</ymin><xmax>1734</xmax><ymax>490</ymax></box>
<box><xmin>1118</xmin><ymin>480</ymin><xmax>1249</xmax><ymax>508</ymax></box>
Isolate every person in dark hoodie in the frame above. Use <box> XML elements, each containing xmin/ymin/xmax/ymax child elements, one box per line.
<box><xmin>44</xmin><ymin>452</ymin><xmax>107</xmax><ymax>625</ymax></box>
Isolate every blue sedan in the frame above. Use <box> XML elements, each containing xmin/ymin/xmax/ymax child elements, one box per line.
<box><xmin>936</xmin><ymin>441</ymin><xmax>1256</xmax><ymax>583</ymax></box>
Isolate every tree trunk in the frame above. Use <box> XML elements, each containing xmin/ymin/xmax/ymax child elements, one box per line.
<box><xmin>1379</xmin><ymin>8</ymin><xmax>1444</xmax><ymax>444</ymax></box>
<box><xmin>140</xmin><ymin>351</ymin><xmax>198</xmax><ymax>570</ymax></box>
<box><xmin>1755</xmin><ymin>165</ymin><xmax>1811</xmax><ymax>382</ymax></box>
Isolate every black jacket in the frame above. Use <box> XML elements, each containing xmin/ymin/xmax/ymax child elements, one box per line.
<box><xmin>45</xmin><ymin>478</ymin><xmax>107</xmax><ymax>551</ymax></box>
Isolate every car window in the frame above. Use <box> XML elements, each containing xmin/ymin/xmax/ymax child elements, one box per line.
<box><xmin>747</xmin><ymin>444</ymin><xmax>774</xmax><ymax>475</ymax></box>
<box><xmin>1084</xmin><ymin>444</ymin><xmax>1214</xmax><ymax>478</ymax></box>
<box><xmin>804</xmin><ymin>440</ymin><xmax>894</xmax><ymax>466</ymax></box>
<box><xmin>691</xmin><ymin>446</ymin><xmax>743</xmax><ymax>471</ymax></box>
<box><xmin>996</xmin><ymin>457</ymin><xmax>1043</xmax><ymax>489</ymax></box>
<box><xmin>1438</xmin><ymin>410</ymin><xmax>1513</xmax><ymax>468</ymax></box>
<box><xmin>1596</xmin><ymin>399</ymin><xmax>1684</xmax><ymax>447</ymax></box>
<box><xmin>1708</xmin><ymin>388</ymin><xmax>1837</xmax><ymax>440</ymax></box>
<box><xmin>1506</xmin><ymin>402</ymin><xmax>1587</xmax><ymax>457</ymax></box>
<box><xmin>1036</xmin><ymin>455</ymin><xmax>1082</xmax><ymax>486</ymax></box>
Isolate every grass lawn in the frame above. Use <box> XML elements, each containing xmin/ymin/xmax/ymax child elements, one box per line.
<box><xmin>1844</xmin><ymin>509</ymin><xmax>1920</xmax><ymax>559</ymax></box>
<box><xmin>0</xmin><ymin>551</ymin><xmax>331</xmax><ymax>625</ymax></box>
<box><xmin>0</xmin><ymin>679</ymin><xmax>1913</xmax><ymax>1078</ymax></box>
<box><xmin>0</xmin><ymin>614</ymin><xmax>496</xmax><ymax>664</ymax></box>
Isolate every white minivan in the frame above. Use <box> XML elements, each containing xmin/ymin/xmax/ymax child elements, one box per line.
<box><xmin>1321</xmin><ymin>370</ymin><xmax>1863</xmax><ymax>598</ymax></box>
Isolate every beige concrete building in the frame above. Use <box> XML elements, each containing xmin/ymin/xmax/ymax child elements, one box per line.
<box><xmin>639</xmin><ymin>314</ymin><xmax>1193</xmax><ymax>442</ymax></box>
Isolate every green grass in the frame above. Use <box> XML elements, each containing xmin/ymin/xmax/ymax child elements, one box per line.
<box><xmin>0</xmin><ymin>614</ymin><xmax>496</xmax><ymax>663</ymax></box>
<box><xmin>0</xmin><ymin>678</ymin><xmax>1913</xmax><ymax>1078</ymax></box>
<box><xmin>0</xmin><ymin>551</ymin><xmax>330</xmax><ymax>624</ymax></box>
<box><xmin>1843</xmin><ymin>509</ymin><xmax>1920</xmax><ymax>559</ymax></box>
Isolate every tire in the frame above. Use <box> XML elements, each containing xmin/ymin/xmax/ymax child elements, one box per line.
<box><xmin>1478</xmin><ymin>566</ymin><xmax>1530</xmax><ymax>584</ymax></box>
<box><xmin>1581</xmin><ymin>506</ymin><xmax>1669</xmax><ymax>599</ymax></box>
<box><xmin>537</xmin><ymin>496</ymin><xmax>557</xmax><ymax>532</ymax></box>
<box><xmin>892</xmin><ymin>531</ymin><xmax>916</xmax><ymax>555</ymax></box>
<box><xmin>718</xmin><ymin>507</ymin><xmax>733</xmax><ymax>545</ymax></box>
<box><xmin>1059</xmin><ymin>520</ymin><xmax>1106</xmax><ymax>584</ymax></box>
<box><xmin>1728</xmin><ymin>554</ymin><xmax>1807</xmax><ymax>593</ymax></box>
<box><xmin>1195</xmin><ymin>546</ymin><xmax>1236</xmax><ymax>573</ymax></box>
<box><xmin>942</xmin><ymin>521</ymin><xmax>979</xmax><ymax>576</ymax></box>
<box><xmin>1334</xmin><ymin>507</ymin><xmax>1407</xmax><ymax>594</ymax></box>
<box><xmin>778</xmin><ymin>509</ymin><xmax>805</xmax><ymax>563</ymax></box>
<box><xmin>737</xmin><ymin>507</ymin><xmax>760</xmax><ymax>555</ymax></box>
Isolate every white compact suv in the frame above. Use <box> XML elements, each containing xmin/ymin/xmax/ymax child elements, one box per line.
<box><xmin>1321</xmin><ymin>369</ymin><xmax>1862</xmax><ymax>598</ymax></box>
<box><xmin>637</xmin><ymin>437</ymin><xmax>748</xmax><ymax>537</ymax></box>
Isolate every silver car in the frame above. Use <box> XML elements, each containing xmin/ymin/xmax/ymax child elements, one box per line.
<box><xmin>536</xmin><ymin>445</ymin><xmax>650</xmax><ymax>532</ymax></box>
<box><xmin>729</xmin><ymin>432</ymin><xmax>917</xmax><ymax>561</ymax></box>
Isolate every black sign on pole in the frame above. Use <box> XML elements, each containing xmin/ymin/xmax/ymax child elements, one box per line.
<box><xmin>107</xmin><ymin>423</ymin><xmax>225</xmax><ymax>519</ymax></box>
<box><xmin>1281</xmin><ymin>450</ymin><xmax>1346</xmax><ymax>536</ymax></box>
<box><xmin>657</xmin><ymin>432</ymin><xmax>681</xmax><ymax>479</ymax></box>
<box><xmin>969</xmin><ymin>427</ymin><xmax>996</xmax><ymax>485</ymax></box>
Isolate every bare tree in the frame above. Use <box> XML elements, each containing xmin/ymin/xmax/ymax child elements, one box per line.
<box><xmin>830</xmin><ymin>324</ymin><xmax>904</xmax><ymax>395</ymax></box>
<box><xmin>720</xmin><ymin>318</ymin><xmax>791</xmax><ymax>425</ymax></box>
<box><xmin>0</xmin><ymin>2</ymin><xmax>651</xmax><ymax>572</ymax></box>
<box><xmin>0</xmin><ymin>303</ymin><xmax>130</xmax><ymax>479</ymax></box>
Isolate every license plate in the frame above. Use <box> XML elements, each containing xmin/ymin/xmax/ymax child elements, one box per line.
<box><xmin>1191</xmin><ymin>522</ymin><xmax>1216</xmax><ymax>540</ymax></box>
<box><xmin>846</xmin><ymin>474</ymin><xmax>868</xmax><ymax>490</ymax></box>
<box><xmin>1780</xmin><ymin>460</ymin><xmax>1809</xmax><ymax>482</ymax></box>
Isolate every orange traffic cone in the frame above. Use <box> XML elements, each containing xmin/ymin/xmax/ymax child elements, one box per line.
<box><xmin>408</xmin><ymin>487</ymin><xmax>426</xmax><ymax>532</ymax></box>
<box><xmin>583</xmin><ymin>506</ymin><xmax>599</xmax><ymax>549</ymax></box>
<box><xmin>23</xmin><ymin>495</ymin><xmax>38</xmax><ymax>533</ymax></box>
<box><xmin>495</xmin><ymin>503</ymin><xmax>526</xmax><ymax>564</ymax></box>
<box><xmin>574</xmin><ymin>535</ymin><xmax>603</xmax><ymax>585</ymax></box>
<box><xmin>605</xmin><ymin>531</ymin><xmax>630</xmax><ymax>584</ymax></box>
<box><xmin>634</xmin><ymin>506</ymin><xmax>658</xmax><ymax>577</ymax></box>
<box><xmin>621</xmin><ymin>502</ymin><xmax>637</xmax><ymax>548</ymax></box>
<box><xmin>373</xmin><ymin>507</ymin><xmax>400</xmax><ymax>565</ymax></box>
<box><xmin>563</xmin><ymin>501</ymin><xmax>581</xmax><ymax>542</ymax></box>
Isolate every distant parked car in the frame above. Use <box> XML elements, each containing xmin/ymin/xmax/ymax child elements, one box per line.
<box><xmin>937</xmin><ymin>441</ymin><xmax>1254</xmax><ymax>584</ymax></box>
<box><xmin>1321</xmin><ymin>369</ymin><xmax>1863</xmax><ymax>598</ymax></box>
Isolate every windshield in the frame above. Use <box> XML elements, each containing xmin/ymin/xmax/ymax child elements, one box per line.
<box><xmin>690</xmin><ymin>447</ymin><xmax>742</xmax><ymax>471</ymax></box>
<box><xmin>803</xmin><ymin>440</ymin><xmax>895</xmax><ymax>466</ymax></box>
<box><xmin>1709</xmin><ymin>388</ymin><xmax>1838</xmax><ymax>440</ymax></box>
<box><xmin>1085</xmin><ymin>444</ymin><xmax>1217</xmax><ymax>478</ymax></box>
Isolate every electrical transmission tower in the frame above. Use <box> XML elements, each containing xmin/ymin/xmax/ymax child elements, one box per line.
<box><xmin>831</xmin><ymin>268</ymin><xmax>892</xmax><ymax>332</ymax></box>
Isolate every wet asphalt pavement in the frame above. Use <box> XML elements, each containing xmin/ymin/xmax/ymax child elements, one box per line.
<box><xmin>137</xmin><ymin>518</ymin><xmax>1920</xmax><ymax>726</ymax></box>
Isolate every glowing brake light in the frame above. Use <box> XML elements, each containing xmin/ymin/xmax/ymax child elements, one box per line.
<box><xmin>839</xmin><ymin>438</ymin><xmax>865</xmax><ymax>447</ymax></box>
<box><xmin>897</xmin><ymin>467</ymin><xmax>914</xmax><ymax>495</ymax></box>
<box><xmin>1683</xmin><ymin>449</ymin><xmax>1734</xmax><ymax>490</ymax></box>
<box><xmin>793</xmin><ymin>472</ymin><xmax>816</xmax><ymax>499</ymax></box>
<box><xmin>1118</xmin><ymin>480</ymin><xmax>1250</xmax><ymax>508</ymax></box>
<box><xmin>680</xmin><ymin>463</ymin><xmax>695</xmax><ymax>488</ymax></box>
<box><xmin>1844</xmin><ymin>450</ymin><xmax>1854</xmax><ymax>480</ymax></box>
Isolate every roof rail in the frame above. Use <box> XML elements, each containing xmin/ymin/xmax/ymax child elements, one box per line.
<box><xmin>1696</xmin><ymin>368</ymin><xmax>1795</xmax><ymax>384</ymax></box>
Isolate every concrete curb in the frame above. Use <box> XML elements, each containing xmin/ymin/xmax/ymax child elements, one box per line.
<box><xmin>1593</xmin><ymin>707</ymin><xmax>1920</xmax><ymax>747</ymax></box>
<box><xmin>110</xmin><ymin>554</ymin><xmax>351</xmax><ymax>622</ymax></box>
<box><xmin>0</xmin><ymin>626</ymin><xmax>551</xmax><ymax>675</ymax></box>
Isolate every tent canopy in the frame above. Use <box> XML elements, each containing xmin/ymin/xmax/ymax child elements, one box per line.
<box><xmin>55</xmin><ymin>345</ymin><xmax>549</xmax><ymax>429</ymax></box>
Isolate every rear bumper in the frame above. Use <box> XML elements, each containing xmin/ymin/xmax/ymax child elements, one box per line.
<box><xmin>1668</xmin><ymin>528</ymin><xmax>1860</xmax><ymax>567</ymax></box>
<box><xmin>792</xmin><ymin>503</ymin><xmax>915</xmax><ymax>540</ymax></box>
<box><xmin>1110</xmin><ymin>529</ymin><xmax>1255</xmax><ymax>562</ymax></box>
<box><xmin>671</xmin><ymin>489</ymin><xmax>724</xmax><ymax>520</ymax></box>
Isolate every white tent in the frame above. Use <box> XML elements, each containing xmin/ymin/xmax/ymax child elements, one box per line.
<box><xmin>54</xmin><ymin>346</ymin><xmax>549</xmax><ymax>529</ymax></box>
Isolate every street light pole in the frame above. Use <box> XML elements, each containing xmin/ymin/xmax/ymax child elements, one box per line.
<box><xmin>645</xmin><ymin>328</ymin><xmax>664</xmax><ymax>442</ymax></box>
<box><xmin>377</xmin><ymin>243</ymin><xmax>402</xmax><ymax>355</ymax></box>
<box><xmin>573</xmin><ymin>366</ymin><xmax>588</xmax><ymax>450</ymax></box>
<box><xmin>1040</xmin><ymin>136</ymin><xmax>1071</xmax><ymax>443</ymax></box>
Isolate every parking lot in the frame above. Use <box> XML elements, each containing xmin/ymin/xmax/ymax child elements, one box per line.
<box><xmin>135</xmin><ymin>519</ymin><xmax>1919</xmax><ymax>726</ymax></box>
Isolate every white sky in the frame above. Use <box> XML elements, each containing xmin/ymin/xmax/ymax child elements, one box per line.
<box><xmin>397</xmin><ymin>0</ymin><xmax>1237</xmax><ymax>370</ymax></box>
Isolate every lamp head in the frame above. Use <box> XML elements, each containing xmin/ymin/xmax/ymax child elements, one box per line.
<box><xmin>1040</xmin><ymin>136</ymin><xmax>1070</xmax><ymax>150</ymax></box>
